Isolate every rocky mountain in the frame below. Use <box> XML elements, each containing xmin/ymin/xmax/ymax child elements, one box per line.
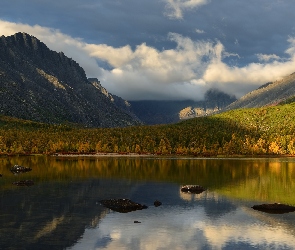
<box><xmin>88</xmin><ymin>78</ymin><xmax>140</xmax><ymax>121</ymax></box>
<box><xmin>130</xmin><ymin>89</ymin><xmax>236</xmax><ymax>125</ymax></box>
<box><xmin>0</xmin><ymin>32</ymin><xmax>141</xmax><ymax>127</ymax></box>
<box><xmin>178</xmin><ymin>89</ymin><xmax>237</xmax><ymax>120</ymax></box>
<box><xmin>225</xmin><ymin>72</ymin><xmax>295</xmax><ymax>111</ymax></box>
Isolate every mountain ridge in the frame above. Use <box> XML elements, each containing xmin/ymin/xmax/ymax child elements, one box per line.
<box><xmin>0</xmin><ymin>32</ymin><xmax>141</xmax><ymax>127</ymax></box>
<box><xmin>225</xmin><ymin>72</ymin><xmax>295</xmax><ymax>110</ymax></box>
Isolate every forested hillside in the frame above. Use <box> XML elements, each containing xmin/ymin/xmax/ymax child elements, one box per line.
<box><xmin>1</xmin><ymin>101</ymin><xmax>295</xmax><ymax>156</ymax></box>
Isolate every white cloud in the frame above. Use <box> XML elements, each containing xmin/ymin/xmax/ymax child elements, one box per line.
<box><xmin>86</xmin><ymin>32</ymin><xmax>221</xmax><ymax>100</ymax></box>
<box><xmin>256</xmin><ymin>53</ymin><xmax>281</xmax><ymax>62</ymax></box>
<box><xmin>203</xmin><ymin>40</ymin><xmax>295</xmax><ymax>97</ymax></box>
<box><xmin>1</xmin><ymin>19</ymin><xmax>295</xmax><ymax>101</ymax></box>
<box><xmin>164</xmin><ymin>0</ymin><xmax>210</xmax><ymax>19</ymax></box>
<box><xmin>285</xmin><ymin>37</ymin><xmax>295</xmax><ymax>56</ymax></box>
<box><xmin>84</xmin><ymin>44</ymin><xmax>134</xmax><ymax>68</ymax></box>
<box><xmin>196</xmin><ymin>28</ymin><xmax>205</xmax><ymax>34</ymax></box>
<box><xmin>71</xmin><ymin>200</ymin><xmax>295</xmax><ymax>250</ymax></box>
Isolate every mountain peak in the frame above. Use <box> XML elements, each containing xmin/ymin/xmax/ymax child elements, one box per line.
<box><xmin>0</xmin><ymin>32</ymin><xmax>141</xmax><ymax>127</ymax></box>
<box><xmin>6</xmin><ymin>32</ymin><xmax>43</xmax><ymax>50</ymax></box>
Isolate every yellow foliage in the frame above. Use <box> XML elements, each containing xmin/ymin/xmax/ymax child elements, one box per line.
<box><xmin>268</xmin><ymin>141</ymin><xmax>281</xmax><ymax>154</ymax></box>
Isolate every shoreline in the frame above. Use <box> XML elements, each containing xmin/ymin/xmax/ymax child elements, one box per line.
<box><xmin>1</xmin><ymin>152</ymin><xmax>295</xmax><ymax>159</ymax></box>
<box><xmin>53</xmin><ymin>153</ymin><xmax>157</xmax><ymax>158</ymax></box>
<box><xmin>52</xmin><ymin>153</ymin><xmax>295</xmax><ymax>159</ymax></box>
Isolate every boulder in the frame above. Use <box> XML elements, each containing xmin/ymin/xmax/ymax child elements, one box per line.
<box><xmin>100</xmin><ymin>199</ymin><xmax>148</xmax><ymax>213</ymax></box>
<box><xmin>252</xmin><ymin>203</ymin><xmax>295</xmax><ymax>214</ymax></box>
<box><xmin>154</xmin><ymin>200</ymin><xmax>162</xmax><ymax>207</ymax></box>
<box><xmin>11</xmin><ymin>165</ymin><xmax>32</xmax><ymax>175</ymax></box>
<box><xmin>181</xmin><ymin>185</ymin><xmax>206</xmax><ymax>194</ymax></box>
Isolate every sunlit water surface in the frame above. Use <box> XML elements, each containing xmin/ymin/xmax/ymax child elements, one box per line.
<box><xmin>1</xmin><ymin>156</ymin><xmax>295</xmax><ymax>250</ymax></box>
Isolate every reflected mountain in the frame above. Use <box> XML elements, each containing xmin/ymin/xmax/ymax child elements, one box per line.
<box><xmin>0</xmin><ymin>178</ymin><xmax>137</xmax><ymax>249</ymax></box>
<box><xmin>201</xmin><ymin>193</ymin><xmax>237</xmax><ymax>219</ymax></box>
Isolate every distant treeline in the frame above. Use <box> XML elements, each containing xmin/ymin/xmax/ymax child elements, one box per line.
<box><xmin>1</xmin><ymin>102</ymin><xmax>295</xmax><ymax>156</ymax></box>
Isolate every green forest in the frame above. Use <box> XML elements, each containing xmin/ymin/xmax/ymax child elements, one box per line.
<box><xmin>1</xmin><ymin>101</ymin><xmax>295</xmax><ymax>156</ymax></box>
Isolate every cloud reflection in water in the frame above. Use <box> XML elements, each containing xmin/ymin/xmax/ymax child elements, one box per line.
<box><xmin>69</xmin><ymin>190</ymin><xmax>295</xmax><ymax>250</ymax></box>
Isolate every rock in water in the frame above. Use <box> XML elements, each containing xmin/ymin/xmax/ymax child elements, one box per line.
<box><xmin>252</xmin><ymin>203</ymin><xmax>295</xmax><ymax>214</ymax></box>
<box><xmin>181</xmin><ymin>185</ymin><xmax>206</xmax><ymax>194</ymax></box>
<box><xmin>100</xmin><ymin>199</ymin><xmax>148</xmax><ymax>213</ymax></box>
<box><xmin>154</xmin><ymin>200</ymin><xmax>162</xmax><ymax>207</ymax></box>
<box><xmin>10</xmin><ymin>165</ymin><xmax>32</xmax><ymax>175</ymax></box>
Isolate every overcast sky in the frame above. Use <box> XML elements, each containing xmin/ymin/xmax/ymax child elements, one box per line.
<box><xmin>1</xmin><ymin>0</ymin><xmax>295</xmax><ymax>101</ymax></box>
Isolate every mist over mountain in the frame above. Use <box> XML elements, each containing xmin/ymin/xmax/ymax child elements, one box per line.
<box><xmin>0</xmin><ymin>32</ymin><xmax>141</xmax><ymax>127</ymax></box>
<box><xmin>130</xmin><ymin>89</ymin><xmax>237</xmax><ymax>125</ymax></box>
<box><xmin>225</xmin><ymin>72</ymin><xmax>295</xmax><ymax>111</ymax></box>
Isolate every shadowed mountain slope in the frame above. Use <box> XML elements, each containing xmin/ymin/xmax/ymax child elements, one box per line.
<box><xmin>0</xmin><ymin>32</ymin><xmax>140</xmax><ymax>127</ymax></box>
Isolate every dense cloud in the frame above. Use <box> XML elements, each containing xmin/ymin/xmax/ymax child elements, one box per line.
<box><xmin>1</xmin><ymin>0</ymin><xmax>295</xmax><ymax>100</ymax></box>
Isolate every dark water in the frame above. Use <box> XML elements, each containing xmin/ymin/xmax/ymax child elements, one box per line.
<box><xmin>1</xmin><ymin>156</ymin><xmax>295</xmax><ymax>250</ymax></box>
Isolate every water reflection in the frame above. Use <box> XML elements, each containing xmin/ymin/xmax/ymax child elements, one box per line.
<box><xmin>1</xmin><ymin>156</ymin><xmax>295</xmax><ymax>249</ymax></box>
<box><xmin>71</xmin><ymin>188</ymin><xmax>295</xmax><ymax>250</ymax></box>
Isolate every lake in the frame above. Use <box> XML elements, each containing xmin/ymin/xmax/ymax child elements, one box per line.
<box><xmin>1</xmin><ymin>156</ymin><xmax>295</xmax><ymax>250</ymax></box>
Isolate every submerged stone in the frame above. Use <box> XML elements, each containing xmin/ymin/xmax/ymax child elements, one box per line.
<box><xmin>100</xmin><ymin>198</ymin><xmax>148</xmax><ymax>213</ymax></box>
<box><xmin>12</xmin><ymin>180</ymin><xmax>34</xmax><ymax>187</ymax></box>
<box><xmin>252</xmin><ymin>203</ymin><xmax>295</xmax><ymax>214</ymax></box>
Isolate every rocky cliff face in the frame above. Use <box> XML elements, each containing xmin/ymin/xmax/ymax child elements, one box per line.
<box><xmin>225</xmin><ymin>72</ymin><xmax>295</xmax><ymax>111</ymax></box>
<box><xmin>178</xmin><ymin>106</ymin><xmax>220</xmax><ymax>120</ymax></box>
<box><xmin>88</xmin><ymin>78</ymin><xmax>140</xmax><ymax>122</ymax></box>
<box><xmin>0</xmin><ymin>32</ymin><xmax>140</xmax><ymax>127</ymax></box>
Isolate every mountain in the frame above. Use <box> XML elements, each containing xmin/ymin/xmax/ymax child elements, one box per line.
<box><xmin>225</xmin><ymin>72</ymin><xmax>295</xmax><ymax>111</ymax></box>
<box><xmin>0</xmin><ymin>32</ymin><xmax>141</xmax><ymax>127</ymax></box>
<box><xmin>87</xmin><ymin>78</ymin><xmax>140</xmax><ymax>122</ymax></box>
<box><xmin>130</xmin><ymin>89</ymin><xmax>236</xmax><ymax>125</ymax></box>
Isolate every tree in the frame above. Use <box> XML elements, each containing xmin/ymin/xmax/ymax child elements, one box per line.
<box><xmin>157</xmin><ymin>138</ymin><xmax>172</xmax><ymax>155</ymax></box>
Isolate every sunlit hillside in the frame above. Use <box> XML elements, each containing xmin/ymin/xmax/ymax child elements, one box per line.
<box><xmin>1</xmin><ymin>101</ymin><xmax>295</xmax><ymax>156</ymax></box>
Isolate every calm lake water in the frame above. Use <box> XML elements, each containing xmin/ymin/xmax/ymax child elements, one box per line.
<box><xmin>1</xmin><ymin>156</ymin><xmax>295</xmax><ymax>250</ymax></box>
